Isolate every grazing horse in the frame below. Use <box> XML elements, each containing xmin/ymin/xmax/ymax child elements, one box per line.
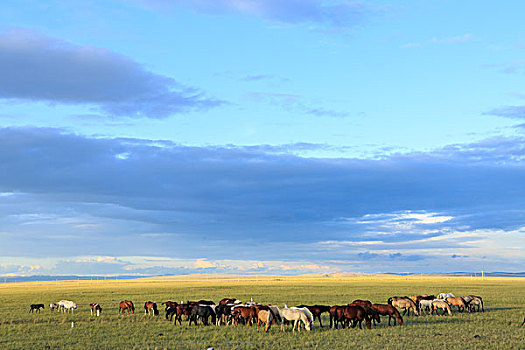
<box><xmin>189</xmin><ymin>305</ymin><xmax>216</xmax><ymax>326</ymax></box>
<box><xmin>90</xmin><ymin>303</ymin><xmax>102</xmax><ymax>316</ymax></box>
<box><xmin>119</xmin><ymin>300</ymin><xmax>135</xmax><ymax>315</ymax></box>
<box><xmin>350</xmin><ymin>301</ymin><xmax>380</xmax><ymax>325</ymax></box>
<box><xmin>419</xmin><ymin>299</ymin><xmax>434</xmax><ymax>314</ymax></box>
<box><xmin>463</xmin><ymin>295</ymin><xmax>484</xmax><ymax>312</ymax></box>
<box><xmin>297</xmin><ymin>305</ymin><xmax>330</xmax><ymax>327</ymax></box>
<box><xmin>233</xmin><ymin>306</ymin><xmax>257</xmax><ymax>326</ymax></box>
<box><xmin>432</xmin><ymin>300</ymin><xmax>452</xmax><ymax>316</ymax></box>
<box><xmin>330</xmin><ymin>305</ymin><xmax>347</xmax><ymax>329</ymax></box>
<box><xmin>144</xmin><ymin>301</ymin><xmax>159</xmax><ymax>316</ymax></box>
<box><xmin>410</xmin><ymin>295</ymin><xmax>435</xmax><ymax>311</ymax></box>
<box><xmin>388</xmin><ymin>296</ymin><xmax>419</xmax><ymax>316</ymax></box>
<box><xmin>255</xmin><ymin>309</ymin><xmax>274</xmax><ymax>332</ymax></box>
<box><xmin>342</xmin><ymin>305</ymin><xmax>371</xmax><ymax>329</ymax></box>
<box><xmin>215</xmin><ymin>303</ymin><xmax>235</xmax><ymax>325</ymax></box>
<box><xmin>29</xmin><ymin>304</ymin><xmax>44</xmax><ymax>313</ymax></box>
<box><xmin>446</xmin><ymin>297</ymin><xmax>469</xmax><ymax>312</ymax></box>
<box><xmin>371</xmin><ymin>304</ymin><xmax>404</xmax><ymax>326</ymax></box>
<box><xmin>49</xmin><ymin>303</ymin><xmax>59</xmax><ymax>311</ymax></box>
<box><xmin>166</xmin><ymin>303</ymin><xmax>192</xmax><ymax>325</ymax></box>
<box><xmin>58</xmin><ymin>300</ymin><xmax>77</xmax><ymax>313</ymax></box>
<box><xmin>278</xmin><ymin>307</ymin><xmax>311</xmax><ymax>332</ymax></box>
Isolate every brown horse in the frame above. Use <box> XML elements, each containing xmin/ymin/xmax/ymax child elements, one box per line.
<box><xmin>342</xmin><ymin>305</ymin><xmax>371</xmax><ymax>329</ymax></box>
<box><xmin>119</xmin><ymin>300</ymin><xmax>134</xmax><ymax>315</ymax></box>
<box><xmin>329</xmin><ymin>305</ymin><xmax>346</xmax><ymax>329</ymax></box>
<box><xmin>388</xmin><ymin>296</ymin><xmax>419</xmax><ymax>316</ymax></box>
<box><xmin>233</xmin><ymin>306</ymin><xmax>257</xmax><ymax>326</ymax></box>
<box><xmin>162</xmin><ymin>301</ymin><xmax>178</xmax><ymax>310</ymax></box>
<box><xmin>219</xmin><ymin>298</ymin><xmax>239</xmax><ymax>305</ymax></box>
<box><xmin>166</xmin><ymin>303</ymin><xmax>192</xmax><ymax>325</ymax></box>
<box><xmin>144</xmin><ymin>301</ymin><xmax>159</xmax><ymax>316</ymax></box>
<box><xmin>350</xmin><ymin>301</ymin><xmax>380</xmax><ymax>325</ymax></box>
<box><xmin>446</xmin><ymin>297</ymin><xmax>469</xmax><ymax>313</ymax></box>
<box><xmin>371</xmin><ymin>303</ymin><xmax>404</xmax><ymax>326</ymax></box>
<box><xmin>297</xmin><ymin>305</ymin><xmax>331</xmax><ymax>327</ymax></box>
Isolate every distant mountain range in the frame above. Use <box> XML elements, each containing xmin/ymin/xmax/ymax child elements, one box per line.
<box><xmin>2</xmin><ymin>271</ymin><xmax>525</xmax><ymax>283</ymax></box>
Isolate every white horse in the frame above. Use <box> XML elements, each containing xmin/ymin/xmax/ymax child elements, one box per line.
<box><xmin>419</xmin><ymin>300</ymin><xmax>434</xmax><ymax>314</ymax></box>
<box><xmin>58</xmin><ymin>300</ymin><xmax>77</xmax><ymax>313</ymax></box>
<box><xmin>278</xmin><ymin>306</ymin><xmax>311</xmax><ymax>332</ymax></box>
<box><xmin>437</xmin><ymin>293</ymin><xmax>455</xmax><ymax>300</ymax></box>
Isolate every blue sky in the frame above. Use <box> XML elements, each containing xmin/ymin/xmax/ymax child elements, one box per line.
<box><xmin>0</xmin><ymin>0</ymin><xmax>524</xmax><ymax>276</ymax></box>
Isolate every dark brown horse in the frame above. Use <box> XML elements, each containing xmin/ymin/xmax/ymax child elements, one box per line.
<box><xmin>119</xmin><ymin>300</ymin><xmax>135</xmax><ymax>315</ymax></box>
<box><xmin>343</xmin><ymin>305</ymin><xmax>371</xmax><ymax>329</ymax></box>
<box><xmin>297</xmin><ymin>305</ymin><xmax>331</xmax><ymax>327</ymax></box>
<box><xmin>144</xmin><ymin>301</ymin><xmax>159</xmax><ymax>316</ymax></box>
<box><xmin>162</xmin><ymin>301</ymin><xmax>178</xmax><ymax>310</ymax></box>
<box><xmin>329</xmin><ymin>305</ymin><xmax>346</xmax><ymax>329</ymax></box>
<box><xmin>371</xmin><ymin>303</ymin><xmax>404</xmax><ymax>326</ymax></box>
<box><xmin>166</xmin><ymin>303</ymin><xmax>192</xmax><ymax>325</ymax></box>
<box><xmin>350</xmin><ymin>301</ymin><xmax>380</xmax><ymax>325</ymax></box>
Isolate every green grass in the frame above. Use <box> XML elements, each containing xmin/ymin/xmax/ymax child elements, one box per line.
<box><xmin>0</xmin><ymin>276</ymin><xmax>524</xmax><ymax>349</ymax></box>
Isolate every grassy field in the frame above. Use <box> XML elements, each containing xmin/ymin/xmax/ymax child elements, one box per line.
<box><xmin>0</xmin><ymin>274</ymin><xmax>524</xmax><ymax>349</ymax></box>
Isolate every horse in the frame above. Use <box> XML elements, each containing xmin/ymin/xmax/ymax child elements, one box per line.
<box><xmin>162</xmin><ymin>301</ymin><xmax>178</xmax><ymax>310</ymax></box>
<box><xmin>278</xmin><ymin>306</ymin><xmax>311</xmax><ymax>332</ymax></box>
<box><xmin>144</xmin><ymin>301</ymin><xmax>159</xmax><ymax>316</ymax></box>
<box><xmin>29</xmin><ymin>304</ymin><xmax>44</xmax><ymax>313</ymax></box>
<box><xmin>371</xmin><ymin>304</ymin><xmax>404</xmax><ymax>326</ymax></box>
<box><xmin>254</xmin><ymin>308</ymin><xmax>276</xmax><ymax>332</ymax></box>
<box><xmin>166</xmin><ymin>303</ymin><xmax>192</xmax><ymax>325</ymax></box>
<box><xmin>219</xmin><ymin>298</ymin><xmax>241</xmax><ymax>305</ymax></box>
<box><xmin>297</xmin><ymin>305</ymin><xmax>330</xmax><ymax>327</ymax></box>
<box><xmin>350</xmin><ymin>301</ymin><xmax>380</xmax><ymax>325</ymax></box>
<box><xmin>419</xmin><ymin>299</ymin><xmax>434</xmax><ymax>315</ymax></box>
<box><xmin>446</xmin><ymin>297</ymin><xmax>469</xmax><ymax>312</ymax></box>
<box><xmin>437</xmin><ymin>292</ymin><xmax>455</xmax><ymax>300</ymax></box>
<box><xmin>232</xmin><ymin>306</ymin><xmax>257</xmax><ymax>326</ymax></box>
<box><xmin>119</xmin><ymin>300</ymin><xmax>135</xmax><ymax>315</ymax></box>
<box><xmin>49</xmin><ymin>303</ymin><xmax>59</xmax><ymax>311</ymax></box>
<box><xmin>189</xmin><ymin>305</ymin><xmax>216</xmax><ymax>326</ymax></box>
<box><xmin>58</xmin><ymin>300</ymin><xmax>77</xmax><ymax>313</ymax></box>
<box><xmin>388</xmin><ymin>296</ymin><xmax>419</xmax><ymax>316</ymax></box>
<box><xmin>431</xmin><ymin>300</ymin><xmax>452</xmax><ymax>316</ymax></box>
<box><xmin>463</xmin><ymin>295</ymin><xmax>484</xmax><ymax>312</ymax></box>
<box><xmin>410</xmin><ymin>295</ymin><xmax>435</xmax><ymax>311</ymax></box>
<box><xmin>329</xmin><ymin>305</ymin><xmax>348</xmax><ymax>329</ymax></box>
<box><xmin>342</xmin><ymin>305</ymin><xmax>371</xmax><ymax>329</ymax></box>
<box><xmin>90</xmin><ymin>303</ymin><xmax>102</xmax><ymax>316</ymax></box>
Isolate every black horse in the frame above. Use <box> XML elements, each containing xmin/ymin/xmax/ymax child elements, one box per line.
<box><xmin>29</xmin><ymin>304</ymin><xmax>45</xmax><ymax>313</ymax></box>
<box><xmin>189</xmin><ymin>305</ymin><xmax>216</xmax><ymax>326</ymax></box>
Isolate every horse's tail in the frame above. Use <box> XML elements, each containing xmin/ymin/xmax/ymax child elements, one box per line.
<box><xmin>479</xmin><ymin>297</ymin><xmax>484</xmax><ymax>312</ymax></box>
<box><xmin>364</xmin><ymin>313</ymin><xmax>371</xmax><ymax>329</ymax></box>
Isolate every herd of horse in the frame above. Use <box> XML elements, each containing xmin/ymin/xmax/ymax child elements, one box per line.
<box><xmin>29</xmin><ymin>292</ymin><xmax>490</xmax><ymax>332</ymax></box>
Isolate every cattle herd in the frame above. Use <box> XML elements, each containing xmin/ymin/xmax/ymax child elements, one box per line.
<box><xmin>28</xmin><ymin>292</ymin><xmax>490</xmax><ymax>332</ymax></box>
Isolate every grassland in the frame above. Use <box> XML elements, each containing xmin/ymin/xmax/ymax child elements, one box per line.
<box><xmin>0</xmin><ymin>274</ymin><xmax>524</xmax><ymax>349</ymax></box>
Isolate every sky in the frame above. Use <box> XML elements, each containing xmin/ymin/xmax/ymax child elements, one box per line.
<box><xmin>0</xmin><ymin>0</ymin><xmax>524</xmax><ymax>276</ymax></box>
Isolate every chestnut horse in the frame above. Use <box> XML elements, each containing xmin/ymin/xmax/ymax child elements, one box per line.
<box><xmin>144</xmin><ymin>301</ymin><xmax>159</xmax><ymax>316</ymax></box>
<box><xmin>166</xmin><ymin>303</ymin><xmax>192</xmax><ymax>325</ymax></box>
<box><xmin>297</xmin><ymin>305</ymin><xmax>330</xmax><ymax>327</ymax></box>
<box><xmin>233</xmin><ymin>306</ymin><xmax>257</xmax><ymax>326</ymax></box>
<box><xmin>371</xmin><ymin>303</ymin><xmax>404</xmax><ymax>326</ymax></box>
<box><xmin>329</xmin><ymin>305</ymin><xmax>346</xmax><ymax>329</ymax></box>
<box><xmin>119</xmin><ymin>300</ymin><xmax>135</xmax><ymax>315</ymax></box>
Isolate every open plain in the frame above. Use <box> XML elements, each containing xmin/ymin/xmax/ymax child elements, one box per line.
<box><xmin>0</xmin><ymin>274</ymin><xmax>524</xmax><ymax>349</ymax></box>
